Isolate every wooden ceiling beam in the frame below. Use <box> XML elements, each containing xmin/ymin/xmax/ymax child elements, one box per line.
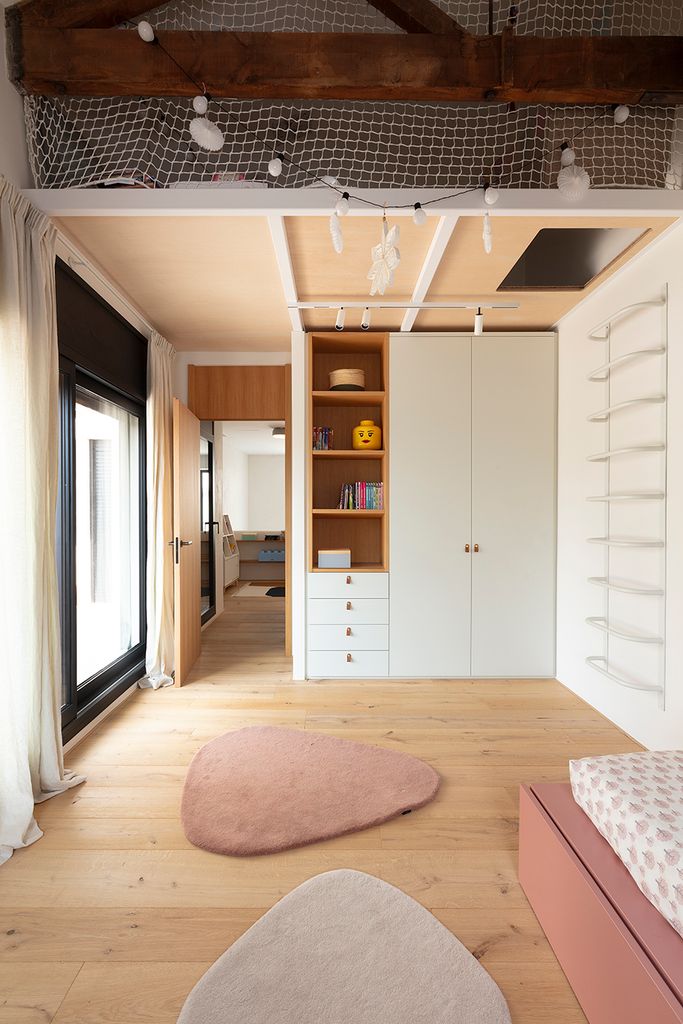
<box><xmin>8</xmin><ymin>27</ymin><xmax>683</xmax><ymax>104</ymax></box>
<box><xmin>365</xmin><ymin>0</ymin><xmax>467</xmax><ymax>35</ymax></box>
<box><xmin>7</xmin><ymin>0</ymin><xmax>158</xmax><ymax>29</ymax></box>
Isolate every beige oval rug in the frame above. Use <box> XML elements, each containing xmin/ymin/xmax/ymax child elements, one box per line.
<box><xmin>181</xmin><ymin>725</ymin><xmax>439</xmax><ymax>855</ymax></box>
<box><xmin>177</xmin><ymin>869</ymin><xmax>511</xmax><ymax>1023</ymax></box>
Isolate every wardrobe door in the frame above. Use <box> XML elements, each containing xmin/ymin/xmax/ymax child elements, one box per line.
<box><xmin>471</xmin><ymin>334</ymin><xmax>556</xmax><ymax>677</ymax></box>
<box><xmin>390</xmin><ymin>334</ymin><xmax>471</xmax><ymax>676</ymax></box>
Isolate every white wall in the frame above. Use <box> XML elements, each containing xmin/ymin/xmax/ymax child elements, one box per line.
<box><xmin>556</xmin><ymin>222</ymin><xmax>683</xmax><ymax>750</ymax></box>
<box><xmin>248</xmin><ymin>455</ymin><xmax>285</xmax><ymax>531</ymax></box>
<box><xmin>0</xmin><ymin>4</ymin><xmax>32</xmax><ymax>187</ymax></box>
<box><xmin>222</xmin><ymin>434</ymin><xmax>248</xmax><ymax>530</ymax></box>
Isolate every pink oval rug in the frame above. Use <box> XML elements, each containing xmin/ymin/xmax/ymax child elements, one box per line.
<box><xmin>181</xmin><ymin>725</ymin><xmax>440</xmax><ymax>855</ymax></box>
<box><xmin>177</xmin><ymin>870</ymin><xmax>511</xmax><ymax>1023</ymax></box>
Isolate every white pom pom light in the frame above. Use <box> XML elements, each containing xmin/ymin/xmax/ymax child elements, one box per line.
<box><xmin>557</xmin><ymin>164</ymin><xmax>590</xmax><ymax>200</ymax></box>
<box><xmin>137</xmin><ymin>20</ymin><xmax>155</xmax><ymax>42</ymax></box>
<box><xmin>189</xmin><ymin>117</ymin><xmax>225</xmax><ymax>152</ymax></box>
<box><xmin>192</xmin><ymin>95</ymin><xmax>208</xmax><ymax>115</ymax></box>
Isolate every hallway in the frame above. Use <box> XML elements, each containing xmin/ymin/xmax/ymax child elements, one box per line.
<box><xmin>0</xmin><ymin>595</ymin><xmax>643</xmax><ymax>1022</ymax></box>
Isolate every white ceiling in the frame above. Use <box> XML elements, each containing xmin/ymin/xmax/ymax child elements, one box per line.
<box><xmin>221</xmin><ymin>420</ymin><xmax>285</xmax><ymax>455</ymax></box>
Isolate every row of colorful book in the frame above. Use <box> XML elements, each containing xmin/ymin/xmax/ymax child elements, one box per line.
<box><xmin>337</xmin><ymin>481</ymin><xmax>384</xmax><ymax>510</ymax></box>
<box><xmin>312</xmin><ymin>426</ymin><xmax>335</xmax><ymax>450</ymax></box>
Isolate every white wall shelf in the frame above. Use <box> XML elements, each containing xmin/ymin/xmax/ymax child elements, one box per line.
<box><xmin>587</xmin><ymin>395</ymin><xmax>665</xmax><ymax>422</ymax></box>
<box><xmin>587</xmin><ymin>347</ymin><xmax>666</xmax><ymax>382</ymax></box>
<box><xmin>586</xmin><ymin>492</ymin><xmax>664</xmax><ymax>502</ymax></box>
<box><xmin>586</xmin><ymin>444</ymin><xmax>665</xmax><ymax>462</ymax></box>
<box><xmin>587</xmin><ymin>536</ymin><xmax>664</xmax><ymax>548</ymax></box>
<box><xmin>585</xmin><ymin>656</ymin><xmax>664</xmax><ymax>694</ymax></box>
<box><xmin>586</xmin><ymin>617</ymin><xmax>663</xmax><ymax>644</ymax></box>
<box><xmin>588</xmin><ymin>576</ymin><xmax>664</xmax><ymax>596</ymax></box>
<box><xmin>588</xmin><ymin>299</ymin><xmax>666</xmax><ymax>341</ymax></box>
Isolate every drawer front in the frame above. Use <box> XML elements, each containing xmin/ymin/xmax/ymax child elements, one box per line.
<box><xmin>307</xmin><ymin>572</ymin><xmax>388</xmax><ymax>600</ymax></box>
<box><xmin>307</xmin><ymin>650</ymin><xmax>389</xmax><ymax>678</ymax></box>
<box><xmin>307</xmin><ymin>598</ymin><xmax>389</xmax><ymax>625</ymax></box>
<box><xmin>308</xmin><ymin>624</ymin><xmax>389</xmax><ymax>651</ymax></box>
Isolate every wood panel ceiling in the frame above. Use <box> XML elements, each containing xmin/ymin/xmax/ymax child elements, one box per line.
<box><xmin>56</xmin><ymin>213</ymin><xmax>675</xmax><ymax>350</ymax></box>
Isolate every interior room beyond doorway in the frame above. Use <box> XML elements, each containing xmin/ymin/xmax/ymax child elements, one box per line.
<box><xmin>220</xmin><ymin>420</ymin><xmax>286</xmax><ymax>603</ymax></box>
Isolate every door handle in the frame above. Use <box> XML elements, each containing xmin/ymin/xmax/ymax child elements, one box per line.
<box><xmin>464</xmin><ymin>543</ymin><xmax>470</xmax><ymax>553</ymax></box>
<box><xmin>473</xmin><ymin>543</ymin><xmax>479</xmax><ymax>553</ymax></box>
<box><xmin>180</xmin><ymin>540</ymin><xmax>193</xmax><ymax>547</ymax></box>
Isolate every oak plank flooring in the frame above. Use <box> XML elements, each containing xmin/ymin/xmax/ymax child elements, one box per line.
<box><xmin>0</xmin><ymin>594</ymin><xmax>642</xmax><ymax>1022</ymax></box>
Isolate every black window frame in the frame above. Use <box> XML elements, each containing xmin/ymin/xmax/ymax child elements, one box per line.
<box><xmin>56</xmin><ymin>259</ymin><xmax>148</xmax><ymax>742</ymax></box>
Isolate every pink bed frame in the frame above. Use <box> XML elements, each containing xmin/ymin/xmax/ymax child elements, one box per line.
<box><xmin>519</xmin><ymin>783</ymin><xmax>683</xmax><ymax>1024</ymax></box>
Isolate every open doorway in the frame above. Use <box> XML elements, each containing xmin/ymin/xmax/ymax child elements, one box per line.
<box><xmin>219</xmin><ymin>420</ymin><xmax>286</xmax><ymax>625</ymax></box>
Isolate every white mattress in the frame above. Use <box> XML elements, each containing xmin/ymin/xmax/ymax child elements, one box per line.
<box><xmin>570</xmin><ymin>750</ymin><xmax>683</xmax><ymax>938</ymax></box>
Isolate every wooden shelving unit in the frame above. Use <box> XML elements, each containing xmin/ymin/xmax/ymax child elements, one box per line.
<box><xmin>308</xmin><ymin>332</ymin><xmax>389</xmax><ymax>572</ymax></box>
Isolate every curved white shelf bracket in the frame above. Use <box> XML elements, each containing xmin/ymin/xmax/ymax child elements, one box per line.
<box><xmin>588</xmin><ymin>299</ymin><xmax>666</xmax><ymax>341</ymax></box>
<box><xmin>586</xmin><ymin>617</ymin><xmax>663</xmax><ymax>645</ymax></box>
<box><xmin>587</xmin><ymin>444</ymin><xmax>665</xmax><ymax>462</ymax></box>
<box><xmin>587</xmin><ymin>347</ymin><xmax>666</xmax><ymax>382</ymax></box>
<box><xmin>587</xmin><ymin>536</ymin><xmax>665</xmax><ymax>548</ymax></box>
<box><xmin>588</xmin><ymin>576</ymin><xmax>664</xmax><ymax>596</ymax></box>
<box><xmin>586</xmin><ymin>657</ymin><xmax>663</xmax><ymax>694</ymax></box>
<box><xmin>587</xmin><ymin>395</ymin><xmax>665</xmax><ymax>422</ymax></box>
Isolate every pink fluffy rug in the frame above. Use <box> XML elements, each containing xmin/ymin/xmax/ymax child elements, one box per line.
<box><xmin>181</xmin><ymin>726</ymin><xmax>440</xmax><ymax>856</ymax></box>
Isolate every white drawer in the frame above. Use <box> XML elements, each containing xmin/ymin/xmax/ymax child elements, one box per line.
<box><xmin>307</xmin><ymin>598</ymin><xmax>389</xmax><ymax>625</ymax></box>
<box><xmin>307</xmin><ymin>649</ymin><xmax>389</xmax><ymax>678</ymax></box>
<box><xmin>307</xmin><ymin>572</ymin><xmax>388</xmax><ymax>600</ymax></box>
<box><xmin>308</xmin><ymin>624</ymin><xmax>389</xmax><ymax>651</ymax></box>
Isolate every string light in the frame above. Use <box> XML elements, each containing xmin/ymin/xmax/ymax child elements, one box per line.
<box><xmin>613</xmin><ymin>104</ymin><xmax>630</xmax><ymax>125</ymax></box>
<box><xmin>268</xmin><ymin>154</ymin><xmax>284</xmax><ymax>177</ymax></box>
<box><xmin>559</xmin><ymin>142</ymin><xmax>576</xmax><ymax>167</ymax></box>
<box><xmin>336</xmin><ymin>192</ymin><xmax>350</xmax><ymax>216</ymax></box>
<box><xmin>484</xmin><ymin>186</ymin><xmax>499</xmax><ymax>206</ymax></box>
<box><xmin>137</xmin><ymin>20</ymin><xmax>155</xmax><ymax>42</ymax></box>
<box><xmin>412</xmin><ymin>202</ymin><xmax>427</xmax><ymax>225</ymax></box>
<box><xmin>192</xmin><ymin>94</ymin><xmax>208</xmax><ymax>115</ymax></box>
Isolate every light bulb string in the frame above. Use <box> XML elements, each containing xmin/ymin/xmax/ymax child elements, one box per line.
<box><xmin>557</xmin><ymin>105</ymin><xmax>623</xmax><ymax>153</ymax></box>
<box><xmin>127</xmin><ymin>20</ymin><xmax>490</xmax><ymax>210</ymax></box>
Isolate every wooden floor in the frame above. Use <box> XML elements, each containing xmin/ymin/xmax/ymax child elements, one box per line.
<box><xmin>0</xmin><ymin>594</ymin><xmax>642</xmax><ymax>1023</ymax></box>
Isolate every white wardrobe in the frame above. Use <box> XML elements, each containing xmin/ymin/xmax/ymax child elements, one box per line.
<box><xmin>389</xmin><ymin>332</ymin><xmax>556</xmax><ymax>678</ymax></box>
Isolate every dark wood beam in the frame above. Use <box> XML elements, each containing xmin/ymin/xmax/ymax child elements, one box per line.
<box><xmin>8</xmin><ymin>27</ymin><xmax>683</xmax><ymax>105</ymax></box>
<box><xmin>8</xmin><ymin>0</ymin><xmax>158</xmax><ymax>29</ymax></box>
<box><xmin>365</xmin><ymin>0</ymin><xmax>466</xmax><ymax>35</ymax></box>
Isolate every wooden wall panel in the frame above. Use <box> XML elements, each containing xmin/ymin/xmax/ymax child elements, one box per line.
<box><xmin>188</xmin><ymin>365</ymin><xmax>288</xmax><ymax>421</ymax></box>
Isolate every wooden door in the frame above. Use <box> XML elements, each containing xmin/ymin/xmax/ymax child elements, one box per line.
<box><xmin>470</xmin><ymin>334</ymin><xmax>556</xmax><ymax>677</ymax></box>
<box><xmin>173</xmin><ymin>398</ymin><xmax>201</xmax><ymax>685</ymax></box>
<box><xmin>389</xmin><ymin>335</ymin><xmax>472</xmax><ymax>676</ymax></box>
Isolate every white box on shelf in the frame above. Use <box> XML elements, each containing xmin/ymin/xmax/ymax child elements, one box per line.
<box><xmin>317</xmin><ymin>548</ymin><xmax>351</xmax><ymax>569</ymax></box>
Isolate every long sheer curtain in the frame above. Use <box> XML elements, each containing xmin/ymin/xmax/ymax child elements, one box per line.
<box><xmin>0</xmin><ymin>176</ymin><xmax>85</xmax><ymax>865</ymax></box>
<box><xmin>141</xmin><ymin>331</ymin><xmax>176</xmax><ymax>688</ymax></box>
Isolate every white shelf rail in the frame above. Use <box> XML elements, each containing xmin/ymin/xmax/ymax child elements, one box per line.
<box><xmin>586</xmin><ymin>290</ymin><xmax>667</xmax><ymax>703</ymax></box>
<box><xmin>585</xmin><ymin>656</ymin><xmax>663</xmax><ymax>694</ymax></box>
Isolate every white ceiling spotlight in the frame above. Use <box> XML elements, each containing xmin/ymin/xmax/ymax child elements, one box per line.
<box><xmin>335</xmin><ymin>307</ymin><xmax>345</xmax><ymax>332</ymax></box>
<box><xmin>412</xmin><ymin>202</ymin><xmax>427</xmax><ymax>226</ymax></box>
<box><xmin>474</xmin><ymin>307</ymin><xmax>484</xmax><ymax>336</ymax></box>
<box><xmin>335</xmin><ymin>192</ymin><xmax>350</xmax><ymax>216</ymax></box>
<box><xmin>137</xmin><ymin>20</ymin><xmax>155</xmax><ymax>42</ymax></box>
<box><xmin>613</xmin><ymin>104</ymin><xmax>630</xmax><ymax>125</ymax></box>
<box><xmin>360</xmin><ymin>307</ymin><xmax>371</xmax><ymax>331</ymax></box>
<box><xmin>482</xmin><ymin>212</ymin><xmax>492</xmax><ymax>255</ymax></box>
<box><xmin>483</xmin><ymin>186</ymin><xmax>499</xmax><ymax>206</ymax></box>
<box><xmin>329</xmin><ymin>212</ymin><xmax>344</xmax><ymax>254</ymax></box>
<box><xmin>268</xmin><ymin>154</ymin><xmax>284</xmax><ymax>178</ymax></box>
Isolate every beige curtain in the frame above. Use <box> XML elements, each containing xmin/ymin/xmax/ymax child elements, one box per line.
<box><xmin>140</xmin><ymin>331</ymin><xmax>176</xmax><ymax>688</ymax></box>
<box><xmin>0</xmin><ymin>177</ymin><xmax>85</xmax><ymax>865</ymax></box>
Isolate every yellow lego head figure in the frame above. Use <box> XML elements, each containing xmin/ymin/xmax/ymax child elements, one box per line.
<box><xmin>352</xmin><ymin>419</ymin><xmax>382</xmax><ymax>450</ymax></box>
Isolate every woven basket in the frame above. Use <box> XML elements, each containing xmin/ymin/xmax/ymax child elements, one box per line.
<box><xmin>329</xmin><ymin>368</ymin><xmax>366</xmax><ymax>391</ymax></box>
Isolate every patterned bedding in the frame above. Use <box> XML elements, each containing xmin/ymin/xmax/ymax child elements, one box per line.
<box><xmin>570</xmin><ymin>750</ymin><xmax>683</xmax><ymax>938</ymax></box>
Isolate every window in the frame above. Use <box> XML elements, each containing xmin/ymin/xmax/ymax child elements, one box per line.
<box><xmin>56</xmin><ymin>260</ymin><xmax>147</xmax><ymax>740</ymax></box>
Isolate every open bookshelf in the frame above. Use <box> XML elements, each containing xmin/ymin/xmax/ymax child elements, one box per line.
<box><xmin>307</xmin><ymin>332</ymin><xmax>388</xmax><ymax>572</ymax></box>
